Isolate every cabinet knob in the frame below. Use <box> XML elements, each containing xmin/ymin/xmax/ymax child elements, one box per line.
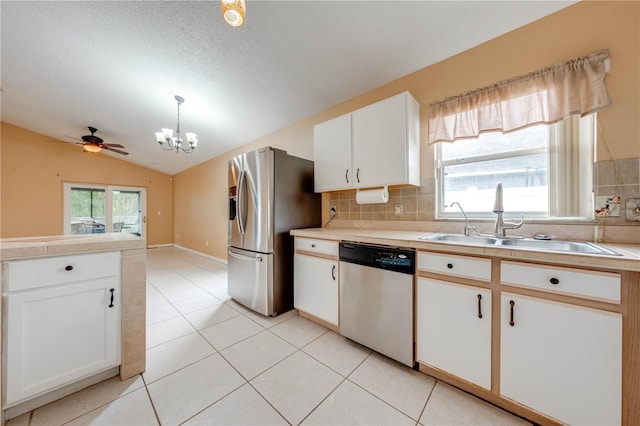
<box><xmin>64</xmin><ymin>265</ymin><xmax>74</xmax><ymax>271</ymax></box>
<box><xmin>447</xmin><ymin>263</ymin><xmax>453</xmax><ymax>269</ymax></box>
<box><xmin>549</xmin><ymin>277</ymin><xmax>560</xmax><ymax>285</ymax></box>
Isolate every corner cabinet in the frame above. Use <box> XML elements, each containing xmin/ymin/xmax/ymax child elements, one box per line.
<box><xmin>293</xmin><ymin>238</ymin><xmax>339</xmax><ymax>327</ymax></box>
<box><xmin>3</xmin><ymin>252</ymin><xmax>121</xmax><ymax>407</ymax></box>
<box><xmin>313</xmin><ymin>91</ymin><xmax>420</xmax><ymax>192</ymax></box>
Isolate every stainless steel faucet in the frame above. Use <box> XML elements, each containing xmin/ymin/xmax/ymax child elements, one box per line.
<box><xmin>493</xmin><ymin>182</ymin><xmax>524</xmax><ymax>237</ymax></box>
<box><xmin>449</xmin><ymin>202</ymin><xmax>478</xmax><ymax>236</ymax></box>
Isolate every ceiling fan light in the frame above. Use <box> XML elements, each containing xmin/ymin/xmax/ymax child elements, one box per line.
<box><xmin>83</xmin><ymin>144</ymin><xmax>102</xmax><ymax>153</ymax></box>
<box><xmin>221</xmin><ymin>0</ymin><xmax>245</xmax><ymax>27</ymax></box>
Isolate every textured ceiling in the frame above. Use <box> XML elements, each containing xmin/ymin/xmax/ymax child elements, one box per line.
<box><xmin>1</xmin><ymin>1</ymin><xmax>574</xmax><ymax>175</ymax></box>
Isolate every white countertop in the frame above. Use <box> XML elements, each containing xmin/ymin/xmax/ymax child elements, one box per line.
<box><xmin>290</xmin><ymin>228</ymin><xmax>640</xmax><ymax>272</ymax></box>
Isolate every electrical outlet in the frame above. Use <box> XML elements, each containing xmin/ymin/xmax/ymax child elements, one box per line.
<box><xmin>205</xmin><ymin>241</ymin><xmax>209</xmax><ymax>246</ymax></box>
<box><xmin>330</xmin><ymin>206</ymin><xmax>337</xmax><ymax>217</ymax></box>
<box><xmin>395</xmin><ymin>203</ymin><xmax>403</xmax><ymax>217</ymax></box>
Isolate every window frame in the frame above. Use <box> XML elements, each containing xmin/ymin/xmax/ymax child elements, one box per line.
<box><xmin>435</xmin><ymin>115</ymin><xmax>595</xmax><ymax>221</ymax></box>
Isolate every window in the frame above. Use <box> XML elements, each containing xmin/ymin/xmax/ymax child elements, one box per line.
<box><xmin>63</xmin><ymin>183</ymin><xmax>147</xmax><ymax>237</ymax></box>
<box><xmin>437</xmin><ymin>115</ymin><xmax>595</xmax><ymax>219</ymax></box>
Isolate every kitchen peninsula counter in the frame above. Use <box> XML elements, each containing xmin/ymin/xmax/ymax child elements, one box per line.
<box><xmin>0</xmin><ymin>233</ymin><xmax>146</xmax><ymax>419</ymax></box>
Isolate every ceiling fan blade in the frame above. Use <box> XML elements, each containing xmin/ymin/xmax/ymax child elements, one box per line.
<box><xmin>64</xmin><ymin>135</ymin><xmax>84</xmax><ymax>142</ymax></box>
<box><xmin>102</xmin><ymin>146</ymin><xmax>129</xmax><ymax>155</ymax></box>
<box><xmin>101</xmin><ymin>143</ymin><xmax>125</xmax><ymax>148</ymax></box>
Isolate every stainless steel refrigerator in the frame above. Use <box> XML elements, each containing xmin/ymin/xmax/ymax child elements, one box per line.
<box><xmin>228</xmin><ymin>147</ymin><xmax>321</xmax><ymax>316</ymax></box>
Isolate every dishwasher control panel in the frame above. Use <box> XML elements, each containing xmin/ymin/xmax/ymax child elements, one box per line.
<box><xmin>339</xmin><ymin>241</ymin><xmax>415</xmax><ymax>274</ymax></box>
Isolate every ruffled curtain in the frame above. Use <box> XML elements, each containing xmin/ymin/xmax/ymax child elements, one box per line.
<box><xmin>428</xmin><ymin>49</ymin><xmax>611</xmax><ymax>144</ymax></box>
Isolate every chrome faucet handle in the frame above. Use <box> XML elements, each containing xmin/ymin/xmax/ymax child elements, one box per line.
<box><xmin>502</xmin><ymin>213</ymin><xmax>525</xmax><ymax>231</ymax></box>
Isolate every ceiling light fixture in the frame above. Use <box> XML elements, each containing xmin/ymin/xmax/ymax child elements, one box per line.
<box><xmin>83</xmin><ymin>144</ymin><xmax>102</xmax><ymax>153</ymax></box>
<box><xmin>155</xmin><ymin>95</ymin><xmax>198</xmax><ymax>154</ymax></box>
<box><xmin>221</xmin><ymin>0</ymin><xmax>246</xmax><ymax>27</ymax></box>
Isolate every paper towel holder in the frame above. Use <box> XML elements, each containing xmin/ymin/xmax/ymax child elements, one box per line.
<box><xmin>356</xmin><ymin>186</ymin><xmax>389</xmax><ymax>205</ymax></box>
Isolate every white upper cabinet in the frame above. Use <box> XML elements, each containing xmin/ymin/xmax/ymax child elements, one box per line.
<box><xmin>351</xmin><ymin>92</ymin><xmax>420</xmax><ymax>188</ymax></box>
<box><xmin>313</xmin><ymin>91</ymin><xmax>420</xmax><ymax>192</ymax></box>
<box><xmin>313</xmin><ymin>114</ymin><xmax>352</xmax><ymax>192</ymax></box>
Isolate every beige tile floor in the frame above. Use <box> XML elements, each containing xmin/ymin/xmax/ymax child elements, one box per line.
<box><xmin>7</xmin><ymin>247</ymin><xmax>531</xmax><ymax>426</ymax></box>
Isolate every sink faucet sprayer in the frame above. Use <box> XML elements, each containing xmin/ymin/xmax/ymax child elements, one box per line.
<box><xmin>493</xmin><ymin>182</ymin><xmax>524</xmax><ymax>237</ymax></box>
<box><xmin>449</xmin><ymin>202</ymin><xmax>478</xmax><ymax>236</ymax></box>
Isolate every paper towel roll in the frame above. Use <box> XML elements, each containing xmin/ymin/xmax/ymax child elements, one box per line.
<box><xmin>356</xmin><ymin>187</ymin><xmax>389</xmax><ymax>204</ymax></box>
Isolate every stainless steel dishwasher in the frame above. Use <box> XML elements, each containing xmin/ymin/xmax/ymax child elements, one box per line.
<box><xmin>339</xmin><ymin>241</ymin><xmax>416</xmax><ymax>367</ymax></box>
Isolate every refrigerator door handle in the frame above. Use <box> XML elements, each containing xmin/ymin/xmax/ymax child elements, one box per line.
<box><xmin>228</xmin><ymin>249</ymin><xmax>263</xmax><ymax>262</ymax></box>
<box><xmin>237</xmin><ymin>170</ymin><xmax>246</xmax><ymax>235</ymax></box>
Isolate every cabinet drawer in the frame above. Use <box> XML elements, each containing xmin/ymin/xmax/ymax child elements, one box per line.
<box><xmin>501</xmin><ymin>261</ymin><xmax>620</xmax><ymax>303</ymax></box>
<box><xmin>418</xmin><ymin>252</ymin><xmax>491</xmax><ymax>282</ymax></box>
<box><xmin>295</xmin><ymin>237</ymin><xmax>338</xmax><ymax>257</ymax></box>
<box><xmin>5</xmin><ymin>251</ymin><xmax>121</xmax><ymax>292</ymax></box>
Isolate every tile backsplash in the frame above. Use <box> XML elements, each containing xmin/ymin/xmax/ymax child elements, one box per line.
<box><xmin>330</xmin><ymin>178</ymin><xmax>436</xmax><ymax>221</ymax></box>
<box><xmin>594</xmin><ymin>157</ymin><xmax>640</xmax><ymax>224</ymax></box>
<box><xmin>329</xmin><ymin>157</ymin><xmax>640</xmax><ymax>225</ymax></box>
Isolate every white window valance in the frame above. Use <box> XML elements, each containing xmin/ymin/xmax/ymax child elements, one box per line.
<box><xmin>428</xmin><ymin>49</ymin><xmax>611</xmax><ymax>145</ymax></box>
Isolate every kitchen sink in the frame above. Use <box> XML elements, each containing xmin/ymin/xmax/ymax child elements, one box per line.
<box><xmin>419</xmin><ymin>234</ymin><xmax>500</xmax><ymax>245</ymax></box>
<box><xmin>419</xmin><ymin>233</ymin><xmax>622</xmax><ymax>256</ymax></box>
<box><xmin>496</xmin><ymin>238</ymin><xmax>621</xmax><ymax>255</ymax></box>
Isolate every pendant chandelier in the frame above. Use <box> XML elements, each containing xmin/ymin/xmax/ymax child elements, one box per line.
<box><xmin>221</xmin><ymin>0</ymin><xmax>246</xmax><ymax>27</ymax></box>
<box><xmin>155</xmin><ymin>95</ymin><xmax>198</xmax><ymax>154</ymax></box>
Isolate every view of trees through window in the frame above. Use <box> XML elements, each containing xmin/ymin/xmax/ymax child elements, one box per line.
<box><xmin>69</xmin><ymin>186</ymin><xmax>142</xmax><ymax>235</ymax></box>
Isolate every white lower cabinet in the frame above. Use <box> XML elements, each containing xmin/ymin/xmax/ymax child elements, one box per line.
<box><xmin>4</xmin><ymin>252</ymin><xmax>121</xmax><ymax>407</ymax></box>
<box><xmin>417</xmin><ymin>278</ymin><xmax>492</xmax><ymax>389</ymax></box>
<box><xmin>500</xmin><ymin>293</ymin><xmax>621</xmax><ymax>425</ymax></box>
<box><xmin>293</xmin><ymin>253</ymin><xmax>338</xmax><ymax>326</ymax></box>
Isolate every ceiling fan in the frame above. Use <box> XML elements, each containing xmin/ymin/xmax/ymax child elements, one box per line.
<box><xmin>70</xmin><ymin>127</ymin><xmax>129</xmax><ymax>155</ymax></box>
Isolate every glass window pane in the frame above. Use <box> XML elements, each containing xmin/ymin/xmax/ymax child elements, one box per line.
<box><xmin>112</xmin><ymin>190</ymin><xmax>141</xmax><ymax>235</ymax></box>
<box><xmin>441</xmin><ymin>125</ymin><xmax>548</xmax><ymax>161</ymax></box>
<box><xmin>70</xmin><ymin>188</ymin><xmax>105</xmax><ymax>234</ymax></box>
<box><xmin>442</xmin><ymin>153</ymin><xmax>548</xmax><ymax>213</ymax></box>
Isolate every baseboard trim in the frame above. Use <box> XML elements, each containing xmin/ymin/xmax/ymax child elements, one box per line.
<box><xmin>173</xmin><ymin>244</ymin><xmax>228</xmax><ymax>264</ymax></box>
<box><xmin>147</xmin><ymin>243</ymin><xmax>173</xmax><ymax>248</ymax></box>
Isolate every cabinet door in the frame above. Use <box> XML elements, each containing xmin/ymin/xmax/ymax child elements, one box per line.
<box><xmin>416</xmin><ymin>278</ymin><xmax>491</xmax><ymax>389</ymax></box>
<box><xmin>294</xmin><ymin>254</ymin><xmax>338</xmax><ymax>325</ymax></box>
<box><xmin>352</xmin><ymin>93</ymin><xmax>412</xmax><ymax>188</ymax></box>
<box><xmin>5</xmin><ymin>277</ymin><xmax>121</xmax><ymax>406</ymax></box>
<box><xmin>500</xmin><ymin>293</ymin><xmax>621</xmax><ymax>425</ymax></box>
<box><xmin>313</xmin><ymin>114</ymin><xmax>352</xmax><ymax>192</ymax></box>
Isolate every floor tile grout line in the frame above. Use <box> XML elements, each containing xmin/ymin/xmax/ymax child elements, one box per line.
<box><xmin>140</xmin><ymin>374</ymin><xmax>163</xmax><ymax>426</ymax></box>
<box><xmin>296</xmin><ymin>375</ymin><xmax>349</xmax><ymax>426</ymax></box>
<box><xmin>23</xmin><ymin>376</ymin><xmax>148</xmax><ymax>426</ymax></box>
<box><xmin>344</xmin><ymin>375</ymin><xmax>425</xmax><ymax>423</ymax></box>
<box><xmin>244</xmin><ymin>381</ymin><xmax>293</xmax><ymax>426</ymax></box>
<box><xmin>417</xmin><ymin>377</ymin><xmax>438</xmax><ymax>422</ymax></box>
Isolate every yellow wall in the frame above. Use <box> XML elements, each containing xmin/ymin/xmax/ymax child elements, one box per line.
<box><xmin>1</xmin><ymin>123</ymin><xmax>174</xmax><ymax>245</ymax></box>
<box><xmin>174</xmin><ymin>1</ymin><xmax>639</xmax><ymax>260</ymax></box>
